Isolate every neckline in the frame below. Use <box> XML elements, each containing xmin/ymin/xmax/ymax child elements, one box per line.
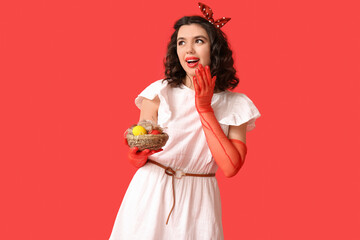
<box><xmin>180</xmin><ymin>83</ymin><xmax>226</xmax><ymax>95</ymax></box>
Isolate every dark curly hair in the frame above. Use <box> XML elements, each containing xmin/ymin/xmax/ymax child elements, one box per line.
<box><xmin>163</xmin><ymin>16</ymin><xmax>239</xmax><ymax>92</ymax></box>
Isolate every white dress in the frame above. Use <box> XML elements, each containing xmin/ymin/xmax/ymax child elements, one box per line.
<box><xmin>109</xmin><ymin>80</ymin><xmax>261</xmax><ymax>240</ymax></box>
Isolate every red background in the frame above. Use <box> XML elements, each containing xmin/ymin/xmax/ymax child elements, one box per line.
<box><xmin>1</xmin><ymin>0</ymin><xmax>359</xmax><ymax>239</ymax></box>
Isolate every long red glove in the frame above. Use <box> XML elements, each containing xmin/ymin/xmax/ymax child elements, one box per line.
<box><xmin>127</xmin><ymin>147</ymin><xmax>163</xmax><ymax>168</ymax></box>
<box><xmin>124</xmin><ymin>130</ymin><xmax>163</xmax><ymax>168</ymax></box>
<box><xmin>194</xmin><ymin>64</ymin><xmax>247</xmax><ymax>177</ymax></box>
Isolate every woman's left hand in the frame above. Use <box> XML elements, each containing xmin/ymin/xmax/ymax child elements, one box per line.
<box><xmin>193</xmin><ymin>64</ymin><xmax>217</xmax><ymax>113</ymax></box>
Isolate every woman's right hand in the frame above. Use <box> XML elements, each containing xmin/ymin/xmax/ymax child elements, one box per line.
<box><xmin>128</xmin><ymin>147</ymin><xmax>163</xmax><ymax>168</ymax></box>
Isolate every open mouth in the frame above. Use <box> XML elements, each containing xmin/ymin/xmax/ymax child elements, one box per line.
<box><xmin>186</xmin><ymin>58</ymin><xmax>200</xmax><ymax>68</ymax></box>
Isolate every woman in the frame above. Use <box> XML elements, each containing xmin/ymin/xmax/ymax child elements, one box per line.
<box><xmin>109</xmin><ymin>4</ymin><xmax>261</xmax><ymax>240</ymax></box>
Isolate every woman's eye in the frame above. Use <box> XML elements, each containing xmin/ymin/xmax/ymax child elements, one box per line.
<box><xmin>196</xmin><ymin>39</ymin><xmax>204</xmax><ymax>44</ymax></box>
<box><xmin>178</xmin><ymin>41</ymin><xmax>185</xmax><ymax>46</ymax></box>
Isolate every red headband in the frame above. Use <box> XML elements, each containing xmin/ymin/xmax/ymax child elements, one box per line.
<box><xmin>198</xmin><ymin>2</ymin><xmax>231</xmax><ymax>29</ymax></box>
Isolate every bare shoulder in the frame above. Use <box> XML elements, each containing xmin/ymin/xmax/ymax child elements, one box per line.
<box><xmin>139</xmin><ymin>96</ymin><xmax>160</xmax><ymax>123</ymax></box>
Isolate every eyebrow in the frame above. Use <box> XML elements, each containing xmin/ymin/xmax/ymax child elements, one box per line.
<box><xmin>177</xmin><ymin>35</ymin><xmax>208</xmax><ymax>41</ymax></box>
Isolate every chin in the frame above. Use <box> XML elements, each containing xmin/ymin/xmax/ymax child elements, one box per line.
<box><xmin>186</xmin><ymin>71</ymin><xmax>196</xmax><ymax>78</ymax></box>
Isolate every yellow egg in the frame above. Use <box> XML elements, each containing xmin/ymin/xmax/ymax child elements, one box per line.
<box><xmin>132</xmin><ymin>126</ymin><xmax>147</xmax><ymax>136</ymax></box>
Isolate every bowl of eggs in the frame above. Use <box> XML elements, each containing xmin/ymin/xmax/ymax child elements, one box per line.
<box><xmin>125</xmin><ymin>120</ymin><xmax>169</xmax><ymax>151</ymax></box>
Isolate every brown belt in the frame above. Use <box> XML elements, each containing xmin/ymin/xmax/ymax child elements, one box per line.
<box><xmin>147</xmin><ymin>159</ymin><xmax>216</xmax><ymax>225</ymax></box>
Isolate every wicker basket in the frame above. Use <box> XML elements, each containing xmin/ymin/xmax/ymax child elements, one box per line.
<box><xmin>126</xmin><ymin>120</ymin><xmax>169</xmax><ymax>151</ymax></box>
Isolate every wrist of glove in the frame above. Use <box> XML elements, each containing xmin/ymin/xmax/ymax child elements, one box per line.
<box><xmin>195</xmin><ymin>95</ymin><xmax>214</xmax><ymax>113</ymax></box>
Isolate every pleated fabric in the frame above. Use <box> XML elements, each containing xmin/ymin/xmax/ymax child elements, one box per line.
<box><xmin>109</xmin><ymin>80</ymin><xmax>261</xmax><ymax>240</ymax></box>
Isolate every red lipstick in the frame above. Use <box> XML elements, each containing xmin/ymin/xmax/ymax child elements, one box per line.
<box><xmin>185</xmin><ymin>57</ymin><xmax>200</xmax><ymax>68</ymax></box>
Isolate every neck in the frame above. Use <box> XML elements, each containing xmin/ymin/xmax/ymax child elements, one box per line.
<box><xmin>183</xmin><ymin>75</ymin><xmax>194</xmax><ymax>90</ymax></box>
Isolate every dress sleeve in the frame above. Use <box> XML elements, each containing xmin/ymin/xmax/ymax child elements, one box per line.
<box><xmin>135</xmin><ymin>80</ymin><xmax>165</xmax><ymax>109</ymax></box>
<box><xmin>216</xmin><ymin>92</ymin><xmax>261</xmax><ymax>132</ymax></box>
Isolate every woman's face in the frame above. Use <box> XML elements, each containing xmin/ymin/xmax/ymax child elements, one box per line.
<box><xmin>176</xmin><ymin>24</ymin><xmax>211</xmax><ymax>78</ymax></box>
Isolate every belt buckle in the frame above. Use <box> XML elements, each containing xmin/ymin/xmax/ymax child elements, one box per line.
<box><xmin>175</xmin><ymin>169</ymin><xmax>185</xmax><ymax>179</ymax></box>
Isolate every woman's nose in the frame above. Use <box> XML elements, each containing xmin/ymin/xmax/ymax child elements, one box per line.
<box><xmin>186</xmin><ymin>44</ymin><xmax>195</xmax><ymax>54</ymax></box>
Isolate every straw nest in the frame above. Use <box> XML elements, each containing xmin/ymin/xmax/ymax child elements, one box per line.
<box><xmin>125</xmin><ymin>120</ymin><xmax>169</xmax><ymax>151</ymax></box>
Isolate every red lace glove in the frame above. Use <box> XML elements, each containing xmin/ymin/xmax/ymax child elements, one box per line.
<box><xmin>193</xmin><ymin>65</ymin><xmax>216</xmax><ymax>113</ymax></box>
<box><xmin>193</xmin><ymin>64</ymin><xmax>247</xmax><ymax>177</ymax></box>
<box><xmin>128</xmin><ymin>147</ymin><xmax>163</xmax><ymax>168</ymax></box>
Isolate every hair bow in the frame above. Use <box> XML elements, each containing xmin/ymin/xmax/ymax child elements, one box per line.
<box><xmin>198</xmin><ymin>2</ymin><xmax>231</xmax><ymax>28</ymax></box>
